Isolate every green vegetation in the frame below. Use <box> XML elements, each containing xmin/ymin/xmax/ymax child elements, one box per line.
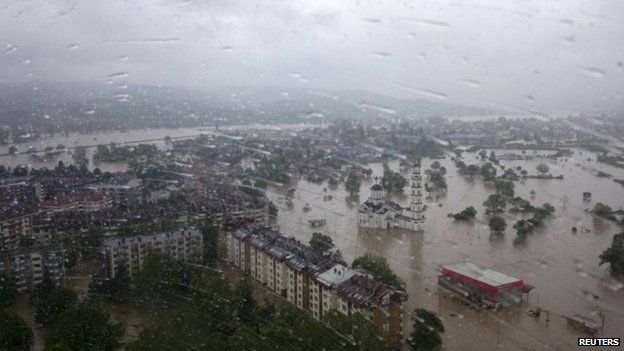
<box><xmin>479</xmin><ymin>162</ymin><xmax>497</xmax><ymax>181</ymax></box>
<box><xmin>451</xmin><ymin>206</ymin><xmax>477</xmax><ymax>221</ymax></box>
<box><xmin>382</xmin><ymin>163</ymin><xmax>408</xmax><ymax>192</ymax></box>
<box><xmin>483</xmin><ymin>193</ymin><xmax>506</xmax><ymax>213</ymax></box>
<box><xmin>135</xmin><ymin>253</ymin><xmax>189</xmax><ymax>303</ymax></box>
<box><xmin>494</xmin><ymin>179</ymin><xmax>515</xmax><ymax>197</ymax></box>
<box><xmin>596</xmin><ymin>171</ymin><xmax>612</xmax><ymax>178</ymax></box>
<box><xmin>599</xmin><ymin>233</ymin><xmax>624</xmax><ymax>277</ymax></box>
<box><xmin>249</xmin><ymin>162</ymin><xmax>291</xmax><ymax>185</ymax></box>
<box><xmin>592</xmin><ymin>202</ymin><xmax>619</xmax><ymax>222</ymax></box>
<box><xmin>309</xmin><ymin>232</ymin><xmax>334</xmax><ymax>253</ymax></box>
<box><xmin>0</xmin><ymin>279</ymin><xmax>16</xmax><ymax>308</ymax></box>
<box><xmin>513</xmin><ymin>203</ymin><xmax>555</xmax><ymax>245</ymax></box>
<box><xmin>352</xmin><ymin>253</ymin><xmax>404</xmax><ymax>288</ymax></box>
<box><xmin>455</xmin><ymin>160</ymin><xmax>479</xmax><ymax>177</ymax></box>
<box><xmin>35</xmin><ymin>288</ymin><xmax>78</xmax><ymax>326</ymax></box>
<box><xmin>399</xmin><ymin>138</ymin><xmax>445</xmax><ymax>160</ymax></box>
<box><xmin>94</xmin><ymin>143</ymin><xmax>160</xmax><ymax>162</ymax></box>
<box><xmin>536</xmin><ymin>163</ymin><xmax>550</xmax><ymax>175</ymax></box>
<box><xmin>198</xmin><ymin>218</ymin><xmax>219</xmax><ymax>266</ymax></box>
<box><xmin>345</xmin><ymin>171</ymin><xmax>360</xmax><ymax>195</ymax></box>
<box><xmin>323</xmin><ymin>310</ymin><xmax>389</xmax><ymax>351</ymax></box>
<box><xmin>425</xmin><ymin>165</ymin><xmax>447</xmax><ymax>191</ymax></box>
<box><xmin>0</xmin><ymin>310</ymin><xmax>33</xmax><ymax>351</ymax></box>
<box><xmin>407</xmin><ymin>309</ymin><xmax>445</xmax><ymax>351</ymax></box>
<box><xmin>45</xmin><ymin>300</ymin><xmax>123</xmax><ymax>351</ymax></box>
<box><xmin>488</xmin><ymin>215</ymin><xmax>507</xmax><ymax>234</ymax></box>
<box><xmin>124</xmin><ymin>262</ymin><xmax>388</xmax><ymax>351</ymax></box>
<box><xmin>597</xmin><ymin>152</ymin><xmax>624</xmax><ymax>169</ymax></box>
<box><xmin>72</xmin><ymin>146</ymin><xmax>89</xmax><ymax>169</ymax></box>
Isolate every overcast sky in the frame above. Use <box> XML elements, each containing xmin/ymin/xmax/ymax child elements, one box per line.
<box><xmin>1</xmin><ymin>0</ymin><xmax>623</xmax><ymax>114</ymax></box>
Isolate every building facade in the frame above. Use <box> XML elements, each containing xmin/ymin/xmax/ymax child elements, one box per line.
<box><xmin>0</xmin><ymin>208</ymin><xmax>35</xmax><ymax>250</ymax></box>
<box><xmin>358</xmin><ymin>162</ymin><xmax>424</xmax><ymax>231</ymax></box>
<box><xmin>102</xmin><ymin>227</ymin><xmax>203</xmax><ymax>279</ymax></box>
<box><xmin>0</xmin><ymin>246</ymin><xmax>65</xmax><ymax>292</ymax></box>
<box><xmin>438</xmin><ymin>262</ymin><xmax>534</xmax><ymax>309</ymax></box>
<box><xmin>226</xmin><ymin>225</ymin><xmax>407</xmax><ymax>347</ymax></box>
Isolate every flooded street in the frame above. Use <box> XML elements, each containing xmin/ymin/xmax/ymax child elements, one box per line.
<box><xmin>266</xmin><ymin>152</ymin><xmax>624</xmax><ymax>350</ymax></box>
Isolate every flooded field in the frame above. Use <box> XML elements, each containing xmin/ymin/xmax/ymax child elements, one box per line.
<box><xmin>266</xmin><ymin>151</ymin><xmax>624</xmax><ymax>350</ymax></box>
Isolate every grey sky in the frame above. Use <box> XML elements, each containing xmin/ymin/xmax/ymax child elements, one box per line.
<box><xmin>1</xmin><ymin>0</ymin><xmax>623</xmax><ymax>114</ymax></box>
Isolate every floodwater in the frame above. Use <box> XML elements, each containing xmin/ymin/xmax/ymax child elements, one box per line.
<box><xmin>0</xmin><ymin>123</ymin><xmax>319</xmax><ymax>172</ymax></box>
<box><xmin>3</xmin><ymin>124</ymin><xmax>623</xmax><ymax>350</ymax></box>
<box><xmin>265</xmin><ymin>151</ymin><xmax>624</xmax><ymax>350</ymax></box>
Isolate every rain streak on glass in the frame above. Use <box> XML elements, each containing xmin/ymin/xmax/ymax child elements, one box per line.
<box><xmin>0</xmin><ymin>1</ymin><xmax>622</xmax><ymax>351</ymax></box>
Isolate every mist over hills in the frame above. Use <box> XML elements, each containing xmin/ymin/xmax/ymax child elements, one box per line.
<box><xmin>0</xmin><ymin>81</ymin><xmax>493</xmax><ymax>136</ymax></box>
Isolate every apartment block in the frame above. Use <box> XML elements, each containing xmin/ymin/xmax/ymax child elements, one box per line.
<box><xmin>102</xmin><ymin>227</ymin><xmax>202</xmax><ymax>279</ymax></box>
<box><xmin>225</xmin><ymin>225</ymin><xmax>407</xmax><ymax>347</ymax></box>
<box><xmin>0</xmin><ymin>246</ymin><xmax>65</xmax><ymax>292</ymax></box>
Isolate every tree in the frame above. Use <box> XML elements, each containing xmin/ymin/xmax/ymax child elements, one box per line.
<box><xmin>382</xmin><ymin>163</ymin><xmax>408</xmax><ymax>192</ymax></box>
<box><xmin>488</xmin><ymin>215</ymin><xmax>507</xmax><ymax>233</ymax></box>
<box><xmin>323</xmin><ymin>310</ymin><xmax>389</xmax><ymax>351</ymax></box>
<box><xmin>352</xmin><ymin>253</ymin><xmax>404</xmax><ymax>287</ymax></box>
<box><xmin>430</xmin><ymin>160</ymin><xmax>441</xmax><ymax>169</ymax></box>
<box><xmin>345</xmin><ymin>171</ymin><xmax>360</xmax><ymax>195</ymax></box>
<box><xmin>536</xmin><ymin>163</ymin><xmax>549</xmax><ymax>175</ymax></box>
<box><xmin>89</xmin><ymin>265</ymin><xmax>130</xmax><ymax>302</ymax></box>
<box><xmin>600</xmin><ymin>233</ymin><xmax>624</xmax><ymax>277</ymax></box>
<box><xmin>46</xmin><ymin>300</ymin><xmax>123</xmax><ymax>351</ymax></box>
<box><xmin>198</xmin><ymin>218</ymin><xmax>219</xmax><ymax>266</ymax></box>
<box><xmin>65</xmin><ymin>250</ymin><xmax>79</xmax><ymax>274</ymax></box>
<box><xmin>408</xmin><ymin>309</ymin><xmax>444</xmax><ymax>351</ymax></box>
<box><xmin>593</xmin><ymin>202</ymin><xmax>617</xmax><ymax>221</ymax></box>
<box><xmin>451</xmin><ymin>206</ymin><xmax>477</xmax><ymax>220</ymax></box>
<box><xmin>0</xmin><ymin>310</ymin><xmax>33</xmax><ymax>351</ymax></box>
<box><xmin>35</xmin><ymin>288</ymin><xmax>78</xmax><ymax>326</ymax></box>
<box><xmin>479</xmin><ymin>162</ymin><xmax>497</xmax><ymax>181</ymax></box>
<box><xmin>72</xmin><ymin>146</ymin><xmax>89</xmax><ymax>170</ymax></box>
<box><xmin>235</xmin><ymin>277</ymin><xmax>258</xmax><ymax>326</ymax></box>
<box><xmin>426</xmin><ymin>169</ymin><xmax>447</xmax><ymax>191</ymax></box>
<box><xmin>494</xmin><ymin>179</ymin><xmax>515</xmax><ymax>197</ymax></box>
<box><xmin>0</xmin><ymin>279</ymin><xmax>16</xmax><ymax>308</ymax></box>
<box><xmin>483</xmin><ymin>193</ymin><xmax>506</xmax><ymax>213</ymax></box>
<box><xmin>309</xmin><ymin>232</ymin><xmax>334</xmax><ymax>253</ymax></box>
<box><xmin>8</xmin><ymin>145</ymin><xmax>17</xmax><ymax>155</ymax></box>
<box><xmin>135</xmin><ymin>253</ymin><xmax>188</xmax><ymax>303</ymax></box>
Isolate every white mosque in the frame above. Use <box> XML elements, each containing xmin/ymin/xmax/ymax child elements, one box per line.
<box><xmin>357</xmin><ymin>162</ymin><xmax>424</xmax><ymax>231</ymax></box>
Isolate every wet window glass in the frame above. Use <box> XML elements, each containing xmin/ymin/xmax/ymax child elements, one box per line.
<box><xmin>0</xmin><ymin>1</ymin><xmax>622</xmax><ymax>350</ymax></box>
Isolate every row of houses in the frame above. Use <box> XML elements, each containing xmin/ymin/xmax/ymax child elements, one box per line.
<box><xmin>226</xmin><ymin>225</ymin><xmax>407</xmax><ymax>347</ymax></box>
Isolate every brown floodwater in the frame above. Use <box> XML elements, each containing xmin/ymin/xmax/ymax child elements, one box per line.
<box><xmin>266</xmin><ymin>151</ymin><xmax>624</xmax><ymax>351</ymax></box>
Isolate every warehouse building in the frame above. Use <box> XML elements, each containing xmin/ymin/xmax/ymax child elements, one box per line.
<box><xmin>439</xmin><ymin>262</ymin><xmax>534</xmax><ymax>309</ymax></box>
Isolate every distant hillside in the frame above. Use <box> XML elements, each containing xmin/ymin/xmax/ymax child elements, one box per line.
<box><xmin>0</xmin><ymin>81</ymin><xmax>492</xmax><ymax>137</ymax></box>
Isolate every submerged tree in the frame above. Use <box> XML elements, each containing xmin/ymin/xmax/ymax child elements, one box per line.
<box><xmin>600</xmin><ymin>233</ymin><xmax>624</xmax><ymax>277</ymax></box>
<box><xmin>536</xmin><ymin>163</ymin><xmax>550</xmax><ymax>175</ymax></box>
<box><xmin>408</xmin><ymin>309</ymin><xmax>445</xmax><ymax>351</ymax></box>
<box><xmin>345</xmin><ymin>171</ymin><xmax>360</xmax><ymax>195</ymax></box>
<box><xmin>488</xmin><ymin>215</ymin><xmax>507</xmax><ymax>234</ymax></box>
